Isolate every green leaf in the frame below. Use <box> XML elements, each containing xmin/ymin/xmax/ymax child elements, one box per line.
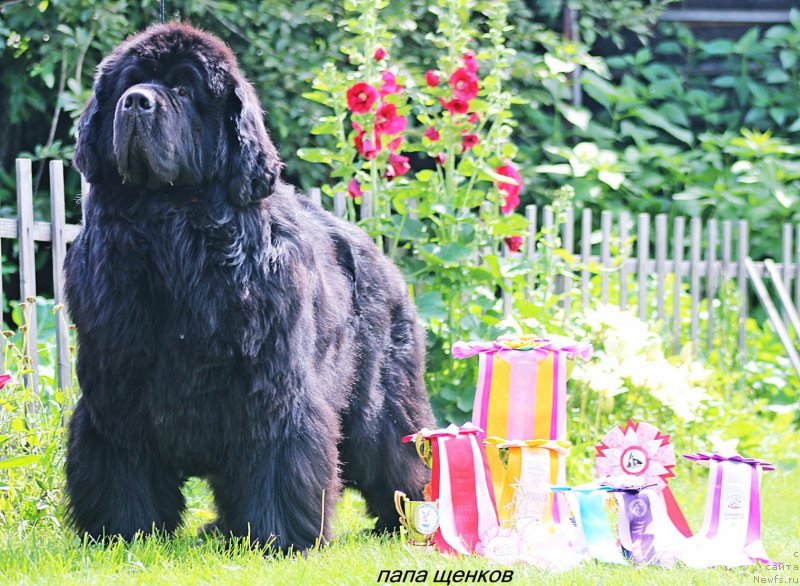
<box><xmin>711</xmin><ymin>76</ymin><xmax>736</xmax><ymax>88</ymax></box>
<box><xmin>0</xmin><ymin>454</ymin><xmax>41</xmax><ymax>470</ymax></box>
<box><xmin>765</xmin><ymin>69</ymin><xmax>790</xmax><ymax>84</ymax></box>
<box><xmin>701</xmin><ymin>39</ymin><xmax>734</xmax><ymax>56</ymax></box>
<box><xmin>553</xmin><ymin>249</ymin><xmax>576</xmax><ymax>264</ymax></box>
<box><xmin>620</xmin><ymin>120</ymin><xmax>657</xmax><ymax>144</ymax></box>
<box><xmin>780</xmin><ymin>49</ymin><xmax>797</xmax><ymax>69</ymax></box>
<box><xmin>310</xmin><ymin>120</ymin><xmax>338</xmax><ymax>135</ymax></box>
<box><xmin>633</xmin><ymin>108</ymin><xmax>693</xmax><ymax>145</ymax></box>
<box><xmin>302</xmin><ymin>91</ymin><xmax>332</xmax><ymax>105</ymax></box>
<box><xmin>791</xmin><ymin>8</ymin><xmax>800</xmax><ymax>29</ymax></box>
<box><xmin>397</xmin><ymin>217</ymin><xmax>425</xmax><ymax>241</ymax></box>
<box><xmin>477</xmin><ymin>162</ymin><xmax>518</xmax><ymax>184</ymax></box>
<box><xmin>543</xmin><ymin>53</ymin><xmax>574</xmax><ymax>75</ymax></box>
<box><xmin>561</xmin><ymin>105</ymin><xmax>590</xmax><ymax>131</ymax></box>
<box><xmin>415</xmin><ymin>291</ymin><xmax>447</xmax><ymax>322</ymax></box>
<box><xmin>438</xmin><ymin>243</ymin><xmax>473</xmax><ymax>263</ymax></box>
<box><xmin>457</xmin><ymin>157</ymin><xmax>476</xmax><ymax>177</ymax></box>
<box><xmin>297</xmin><ymin>148</ymin><xmax>335</xmax><ymax>164</ymax></box>
<box><xmin>415</xmin><ymin>169</ymin><xmax>435</xmax><ymax>182</ymax></box>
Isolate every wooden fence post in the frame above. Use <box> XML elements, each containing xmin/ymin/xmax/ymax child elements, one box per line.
<box><xmin>333</xmin><ymin>192</ymin><xmax>346</xmax><ymax>218</ymax></box>
<box><xmin>689</xmin><ymin>218</ymin><xmax>701</xmax><ymax>348</ymax></box>
<box><xmin>672</xmin><ymin>216</ymin><xmax>685</xmax><ymax>352</ymax></box>
<box><xmin>525</xmin><ymin>205</ymin><xmax>537</xmax><ymax>299</ymax></box>
<box><xmin>795</xmin><ymin>223</ymin><xmax>800</xmax><ymax>314</ymax></box>
<box><xmin>560</xmin><ymin>206</ymin><xmax>574</xmax><ymax>314</ymax></box>
<box><xmin>581</xmin><ymin>209</ymin><xmax>591</xmax><ymax>310</ymax></box>
<box><xmin>308</xmin><ymin>187</ymin><xmax>322</xmax><ymax>207</ymax></box>
<box><xmin>600</xmin><ymin>211</ymin><xmax>611</xmax><ymax>304</ymax></box>
<box><xmin>636</xmin><ymin>213</ymin><xmax>650</xmax><ymax>320</ymax></box>
<box><xmin>706</xmin><ymin>219</ymin><xmax>718</xmax><ymax>352</ymax></box>
<box><xmin>619</xmin><ymin>211</ymin><xmax>631</xmax><ymax>309</ymax></box>
<box><xmin>655</xmin><ymin>214</ymin><xmax>667</xmax><ymax>320</ymax></box>
<box><xmin>738</xmin><ymin>220</ymin><xmax>749</xmax><ymax>354</ymax></box>
<box><xmin>781</xmin><ymin>223</ymin><xmax>792</xmax><ymax>323</ymax></box>
<box><xmin>49</xmin><ymin>161</ymin><xmax>71</xmax><ymax>392</ymax></box>
<box><xmin>16</xmin><ymin>159</ymin><xmax>39</xmax><ymax>398</ymax></box>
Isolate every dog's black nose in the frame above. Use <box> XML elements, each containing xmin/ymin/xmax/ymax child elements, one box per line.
<box><xmin>122</xmin><ymin>88</ymin><xmax>156</xmax><ymax>112</ymax></box>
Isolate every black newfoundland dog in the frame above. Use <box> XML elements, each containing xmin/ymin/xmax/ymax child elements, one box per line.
<box><xmin>65</xmin><ymin>22</ymin><xmax>434</xmax><ymax>552</ymax></box>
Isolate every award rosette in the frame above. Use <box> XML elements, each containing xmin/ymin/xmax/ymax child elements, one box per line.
<box><xmin>679</xmin><ymin>452</ymin><xmax>775</xmax><ymax>568</ymax></box>
<box><xmin>483</xmin><ymin>438</ymin><xmax>570</xmax><ymax>528</ymax></box>
<box><xmin>595</xmin><ymin>419</ymin><xmax>693</xmax><ymax>550</ymax></box>
<box><xmin>551</xmin><ymin>483</ymin><xmax>626</xmax><ymax>564</ymax></box>
<box><xmin>402</xmin><ymin>423</ymin><xmax>499</xmax><ymax>555</ymax></box>
<box><xmin>452</xmin><ymin>335</ymin><xmax>591</xmax><ymax>497</ymax></box>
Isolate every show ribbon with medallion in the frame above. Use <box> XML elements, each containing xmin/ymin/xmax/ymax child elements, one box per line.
<box><xmin>452</xmin><ymin>335</ymin><xmax>591</xmax><ymax>497</ymax></box>
<box><xmin>402</xmin><ymin>423</ymin><xmax>499</xmax><ymax>555</ymax></box>
<box><xmin>602</xmin><ymin>476</ymin><xmax>688</xmax><ymax>567</ymax></box>
<box><xmin>483</xmin><ymin>438</ymin><xmax>570</xmax><ymax>528</ymax></box>
<box><xmin>679</xmin><ymin>453</ymin><xmax>775</xmax><ymax>568</ymax></box>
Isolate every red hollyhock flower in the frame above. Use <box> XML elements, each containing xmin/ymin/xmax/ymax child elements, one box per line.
<box><xmin>461</xmin><ymin>133</ymin><xmax>479</xmax><ymax>152</ymax></box>
<box><xmin>361</xmin><ymin>137</ymin><xmax>381</xmax><ymax>160</ymax></box>
<box><xmin>434</xmin><ymin>152</ymin><xmax>447</xmax><ymax>166</ymax></box>
<box><xmin>373</xmin><ymin>47</ymin><xmax>386</xmax><ymax>61</ymax></box>
<box><xmin>385</xmin><ymin>153</ymin><xmax>410</xmax><ymax>179</ymax></box>
<box><xmin>463</xmin><ymin>50</ymin><xmax>478</xmax><ymax>74</ymax></box>
<box><xmin>375</xmin><ymin>102</ymin><xmax>407</xmax><ymax>136</ymax></box>
<box><xmin>449</xmin><ymin>67</ymin><xmax>479</xmax><ymax>101</ymax></box>
<box><xmin>468</xmin><ymin>112</ymin><xmax>480</xmax><ymax>124</ymax></box>
<box><xmin>423</xmin><ymin>126</ymin><xmax>440</xmax><ymax>142</ymax></box>
<box><xmin>495</xmin><ymin>161</ymin><xmax>523</xmax><ymax>214</ymax></box>
<box><xmin>0</xmin><ymin>374</ymin><xmax>11</xmax><ymax>390</ymax></box>
<box><xmin>388</xmin><ymin>136</ymin><xmax>403</xmax><ymax>152</ymax></box>
<box><xmin>353</xmin><ymin>123</ymin><xmax>382</xmax><ymax>160</ymax></box>
<box><xmin>501</xmin><ymin>191</ymin><xmax>520</xmax><ymax>215</ymax></box>
<box><xmin>353</xmin><ymin>122</ymin><xmax>365</xmax><ymax>150</ymax></box>
<box><xmin>346</xmin><ymin>82</ymin><xmax>379</xmax><ymax>113</ymax></box>
<box><xmin>504</xmin><ymin>235</ymin><xmax>523</xmax><ymax>252</ymax></box>
<box><xmin>380</xmin><ymin>71</ymin><xmax>402</xmax><ymax>96</ymax></box>
<box><xmin>425</xmin><ymin>70</ymin><xmax>440</xmax><ymax>87</ymax></box>
<box><xmin>348</xmin><ymin>178</ymin><xmax>362</xmax><ymax>199</ymax></box>
<box><xmin>440</xmin><ymin>97</ymin><xmax>470</xmax><ymax>114</ymax></box>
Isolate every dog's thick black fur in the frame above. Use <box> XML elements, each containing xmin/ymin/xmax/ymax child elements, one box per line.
<box><xmin>64</xmin><ymin>23</ymin><xmax>435</xmax><ymax>552</ymax></box>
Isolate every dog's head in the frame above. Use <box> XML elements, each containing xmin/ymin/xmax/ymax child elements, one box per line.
<box><xmin>74</xmin><ymin>23</ymin><xmax>282</xmax><ymax>205</ymax></box>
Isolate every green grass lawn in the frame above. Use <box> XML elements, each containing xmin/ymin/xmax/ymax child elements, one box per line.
<box><xmin>1</xmin><ymin>461</ymin><xmax>798</xmax><ymax>586</ymax></box>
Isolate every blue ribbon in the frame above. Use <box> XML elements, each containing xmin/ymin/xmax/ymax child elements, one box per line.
<box><xmin>569</xmin><ymin>488</ymin><xmax>625</xmax><ymax>564</ymax></box>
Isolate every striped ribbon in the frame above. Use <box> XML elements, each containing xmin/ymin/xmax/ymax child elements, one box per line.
<box><xmin>484</xmin><ymin>438</ymin><xmax>570</xmax><ymax>527</ymax></box>
<box><xmin>469</xmin><ymin>348</ymin><xmax>571</xmax><ymax>497</ymax></box>
<box><xmin>404</xmin><ymin>424</ymin><xmax>498</xmax><ymax>555</ymax></box>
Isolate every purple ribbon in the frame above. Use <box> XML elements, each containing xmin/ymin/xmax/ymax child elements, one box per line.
<box><xmin>745</xmin><ymin>464</ymin><xmax>761</xmax><ymax>549</ymax></box>
<box><xmin>706</xmin><ymin>462</ymin><xmax>724</xmax><ymax>539</ymax></box>
<box><xmin>621</xmin><ymin>492</ymin><xmax>655</xmax><ymax>564</ymax></box>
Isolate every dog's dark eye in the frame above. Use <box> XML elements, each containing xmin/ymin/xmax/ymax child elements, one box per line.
<box><xmin>176</xmin><ymin>87</ymin><xmax>191</xmax><ymax>99</ymax></box>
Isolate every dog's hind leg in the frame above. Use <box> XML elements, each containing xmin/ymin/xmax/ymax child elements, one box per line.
<box><xmin>341</xmin><ymin>359</ymin><xmax>435</xmax><ymax>533</ymax></box>
<box><xmin>65</xmin><ymin>400</ymin><xmax>185</xmax><ymax>541</ymax></box>
<box><xmin>208</xmin><ymin>403</ymin><xmax>341</xmax><ymax>554</ymax></box>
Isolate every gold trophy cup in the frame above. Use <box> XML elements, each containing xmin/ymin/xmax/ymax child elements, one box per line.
<box><xmin>394</xmin><ymin>491</ymin><xmax>439</xmax><ymax>546</ymax></box>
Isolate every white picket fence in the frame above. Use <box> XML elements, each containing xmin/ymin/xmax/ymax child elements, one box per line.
<box><xmin>3</xmin><ymin>158</ymin><xmax>799</xmax><ymax>396</ymax></box>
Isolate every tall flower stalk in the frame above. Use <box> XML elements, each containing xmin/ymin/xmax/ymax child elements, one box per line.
<box><xmin>300</xmin><ymin>0</ymin><xmax>528</xmax><ymax>421</ymax></box>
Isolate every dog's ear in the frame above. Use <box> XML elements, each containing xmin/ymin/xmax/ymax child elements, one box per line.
<box><xmin>225</xmin><ymin>74</ymin><xmax>283</xmax><ymax>206</ymax></box>
<box><xmin>73</xmin><ymin>95</ymin><xmax>103</xmax><ymax>184</ymax></box>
